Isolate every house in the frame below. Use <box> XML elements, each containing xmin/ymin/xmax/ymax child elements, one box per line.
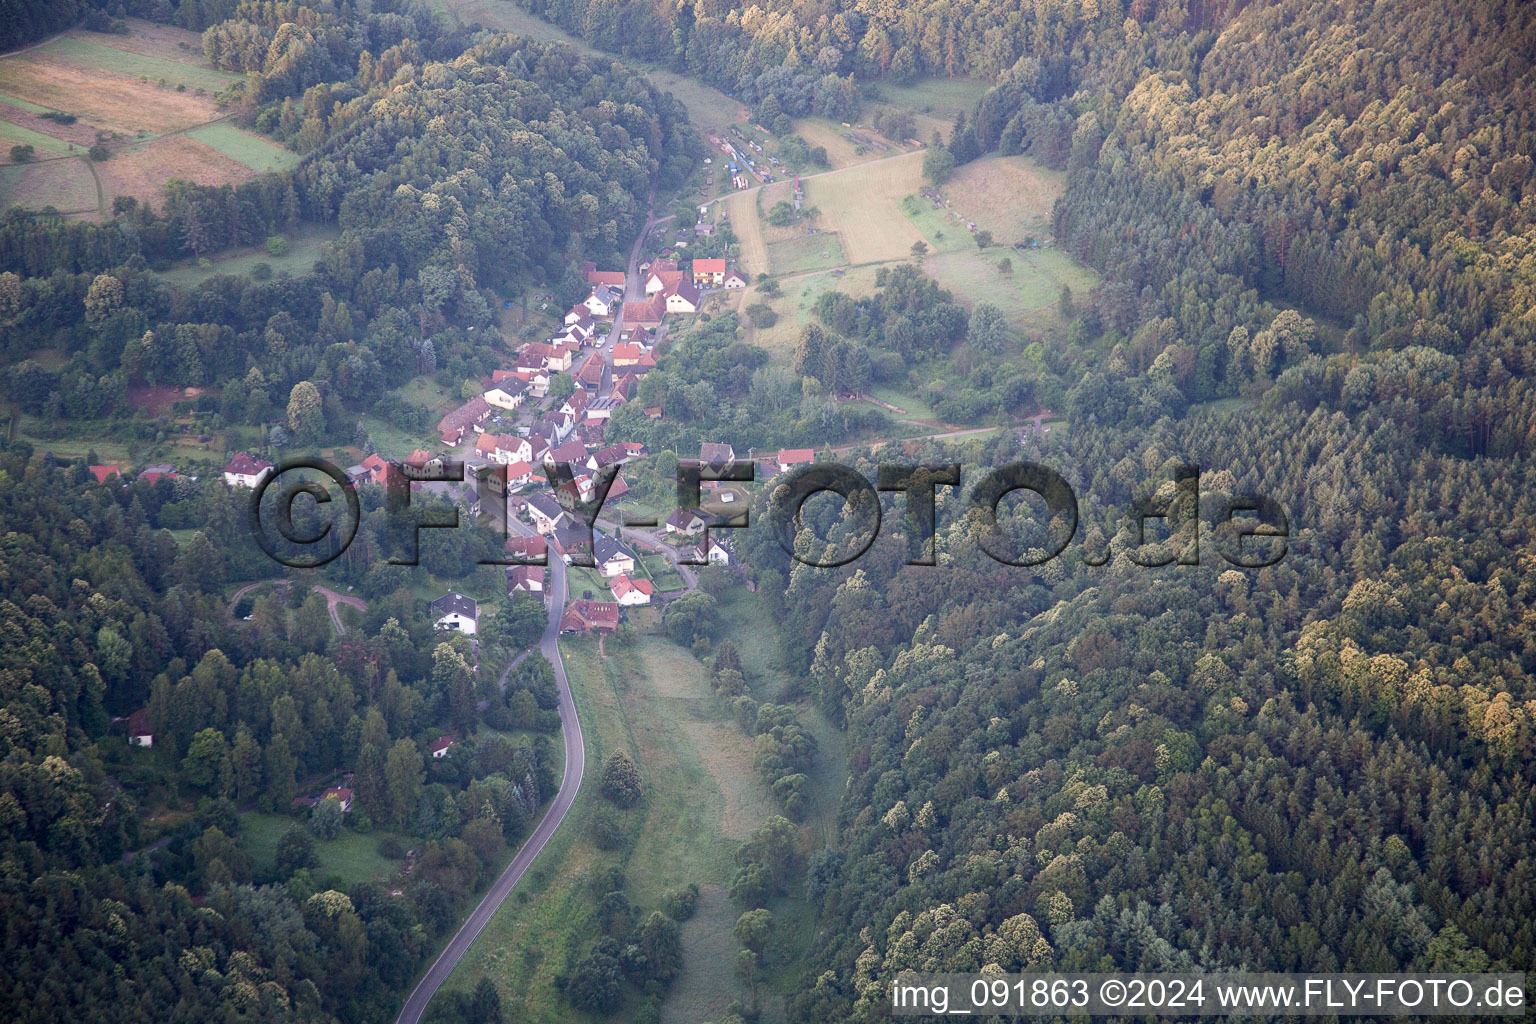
<box><xmin>627</xmin><ymin>326</ymin><xmax>652</xmax><ymax>349</ymax></box>
<box><xmin>606</xmin><ymin>473</ymin><xmax>630</xmax><ymax>502</ymax></box>
<box><xmin>535</xmin><ymin>411</ymin><xmax>574</xmax><ymax>445</ymax></box>
<box><xmin>222</xmin><ymin>452</ymin><xmax>274</xmax><ymax>488</ymax></box>
<box><xmin>700</xmin><ymin>442</ymin><xmax>736</xmax><ymax>471</ymax></box>
<box><xmin>518</xmin><ymin>342</ymin><xmax>572</xmax><ymax>374</ymax></box>
<box><xmin>692</xmin><ymin>258</ymin><xmax>726</xmax><ymax>287</ymax></box>
<box><xmin>584</xmin><ymin>283</ymin><xmax>618</xmax><ymax>318</ymax></box>
<box><xmin>438</xmin><ymin>396</ymin><xmax>492</xmax><ymax>443</ymax></box>
<box><xmin>504</xmin><ymin>460</ymin><xmax>534</xmax><ymax>488</ymax></box>
<box><xmin>622</xmin><ymin>441</ymin><xmax>647</xmax><ymax>457</ymax></box>
<box><xmin>723</xmin><ymin>268</ymin><xmax>748</xmax><ymax>289</ymax></box>
<box><xmin>575</xmin><ymin>353</ymin><xmax>604</xmax><ymax>389</ymax></box>
<box><xmin>643</xmin><ymin>406</ymin><xmax>663</xmax><ymax>420</ymax></box>
<box><xmin>587</xmin><ymin>444</ymin><xmax>629</xmax><ymax>472</ymax></box>
<box><xmin>320</xmin><ymin>787</ymin><xmax>354</xmax><ymax>812</ymax></box>
<box><xmin>577</xmin><ymin>420</ymin><xmax>607</xmax><ymax>447</ymax></box>
<box><xmin>664</xmin><ymin>279</ymin><xmax>702</xmax><ymax>313</ymax></box>
<box><xmin>430</xmin><ymin>736</ymin><xmax>456</xmax><ymax>759</ymax></box>
<box><xmin>645</xmin><ymin>267</ymin><xmax>683</xmax><ymax>295</ymax></box>
<box><xmin>526</xmin><ymin>492</ymin><xmax>567</xmax><ymax>534</ymax></box>
<box><xmin>546</xmin><ymin>438</ymin><xmax>588</xmax><ymax>468</ymax></box>
<box><xmin>583</xmin><ymin>262</ymin><xmax>626</xmax><ymax>288</ymax></box>
<box><xmin>506</xmin><ymin>535</ymin><xmax>548</xmax><ymax>562</ymax></box>
<box><xmin>594</xmin><ymin>534</ymin><xmax>638</xmax><ymax>577</ymax></box>
<box><xmin>88</xmin><ymin>464</ymin><xmax>120</xmax><ymax>485</ymax></box>
<box><xmin>430</xmin><ymin>592</ymin><xmax>479</xmax><ymax>635</ymax></box>
<box><xmin>507</xmin><ymin>564</ymin><xmax>545</xmax><ymax>596</ymax></box>
<box><xmin>611</xmin><ymin>373</ymin><xmax>639</xmax><ymax>401</ymax></box>
<box><xmin>621</xmin><ymin>295</ymin><xmax>667</xmax><ymax>331</ymax></box>
<box><xmin>690</xmin><ymin>536</ymin><xmax>733</xmax><ymax>565</ymax></box>
<box><xmin>485</xmin><ymin>385</ymin><xmax>526</xmax><ymax>411</ymax></box>
<box><xmin>550</xmin><ymin>520</ymin><xmax>592</xmax><ymax>563</ymax></box>
<box><xmin>403</xmin><ymin>450</ymin><xmax>444</xmax><ymax>479</ymax></box>
<box><xmin>776</xmin><ymin>448</ymin><xmax>816</xmax><ymax>472</ymax></box>
<box><xmin>139</xmin><ymin>464</ymin><xmax>177</xmax><ymax>484</ymax></box>
<box><xmin>561</xmin><ymin>599</ymin><xmax>620</xmax><ymax>634</ymax></box>
<box><xmin>564</xmin><ymin>312</ymin><xmax>596</xmax><ymax>339</ymax></box>
<box><xmin>586</xmin><ymin>395</ymin><xmax>623</xmax><ymax>420</ymax></box>
<box><xmin>635</xmin><ymin>350</ymin><xmax>658</xmax><ymax>374</ymax></box>
<box><xmin>612</xmin><ymin>342</ymin><xmax>646</xmax><ymax>366</ymax></box>
<box><xmin>127</xmin><ymin>709</ymin><xmax>153</xmax><ymax>747</ymax></box>
<box><xmin>610</xmin><ymin>574</ymin><xmax>654</xmax><ymax>606</ymax></box>
<box><xmin>562</xmin><ymin>388</ymin><xmax>593</xmax><ymax>421</ymax></box>
<box><xmin>357</xmin><ymin>454</ymin><xmax>390</xmax><ymax>486</ymax></box>
<box><xmin>665</xmin><ymin>507</ymin><xmax>708</xmax><ymax>536</ymax></box>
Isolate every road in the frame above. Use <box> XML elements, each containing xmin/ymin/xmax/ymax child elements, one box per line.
<box><xmin>394</xmin><ymin>524</ymin><xmax>580</xmax><ymax>1024</ymax></box>
<box><xmin>228</xmin><ymin>579</ymin><xmax>365</xmax><ymax>634</ymax></box>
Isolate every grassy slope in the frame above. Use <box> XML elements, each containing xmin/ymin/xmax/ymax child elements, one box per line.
<box><xmin>437</xmin><ymin>631</ymin><xmax>784</xmax><ymax>1022</ymax></box>
<box><xmin>185</xmin><ymin>121</ymin><xmax>301</xmax><ymax>172</ymax></box>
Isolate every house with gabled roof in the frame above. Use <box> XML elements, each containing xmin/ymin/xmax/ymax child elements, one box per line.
<box><xmin>561</xmin><ymin>599</ymin><xmax>620</xmax><ymax>634</ymax></box>
<box><xmin>139</xmin><ymin>464</ymin><xmax>177</xmax><ymax>483</ymax></box>
<box><xmin>690</xmin><ymin>536</ymin><xmax>733</xmax><ymax>566</ymax></box>
<box><xmin>622</xmin><ymin>295</ymin><xmax>667</xmax><ymax>331</ymax></box>
<box><xmin>586</xmin><ymin>395</ymin><xmax>623</xmax><ymax>421</ymax></box>
<box><xmin>594</xmin><ymin>534</ymin><xmax>638</xmax><ymax>578</ymax></box>
<box><xmin>506</xmin><ymin>535</ymin><xmax>547</xmax><ymax>562</ymax></box>
<box><xmin>507</xmin><ymin>564</ymin><xmax>545</xmax><ymax>596</ymax></box>
<box><xmin>575</xmin><ymin>353</ymin><xmax>604</xmax><ymax>388</ymax></box>
<box><xmin>438</xmin><ymin>396</ymin><xmax>493</xmax><ymax>443</ymax></box>
<box><xmin>430</xmin><ymin>592</ymin><xmax>478</xmax><ymax>635</ymax></box>
<box><xmin>546</xmin><ymin>438</ymin><xmax>588</xmax><ymax>467</ymax></box>
<box><xmin>692</xmin><ymin>258</ymin><xmax>726</xmax><ymax>287</ymax></box>
<box><xmin>89</xmin><ymin>464</ymin><xmax>120</xmax><ymax>485</ymax></box>
<box><xmin>430</xmin><ymin>735</ymin><xmax>456</xmax><ymax>758</ymax></box>
<box><xmin>664</xmin><ymin>279</ymin><xmax>702</xmax><ymax>313</ymax></box>
<box><xmin>583</xmin><ymin>262</ymin><xmax>626</xmax><ymax>288</ymax></box>
<box><xmin>665</xmin><ymin>507</ymin><xmax>708</xmax><ymax>536</ymax></box>
<box><xmin>584</xmin><ymin>283</ymin><xmax>618</xmax><ymax>318</ymax></box>
<box><xmin>587</xmin><ymin>445</ymin><xmax>629</xmax><ymax>472</ymax></box>
<box><xmin>485</xmin><ymin>384</ymin><xmax>527</xmax><ymax>411</ymax></box>
<box><xmin>776</xmin><ymin>448</ymin><xmax>816</xmax><ymax>472</ymax></box>
<box><xmin>612</xmin><ymin>342</ymin><xmax>646</xmax><ymax>366</ymax></box>
<box><xmin>223</xmin><ymin>452</ymin><xmax>274</xmax><ymax>489</ymax></box>
<box><xmin>723</xmin><ymin>268</ymin><xmax>748</xmax><ymax>289</ymax></box>
<box><xmin>610</xmin><ymin>574</ymin><xmax>653</xmax><ymax>606</ymax></box>
<box><xmin>700</xmin><ymin>442</ymin><xmax>736</xmax><ymax>471</ymax></box>
<box><xmin>127</xmin><ymin>709</ymin><xmax>153</xmax><ymax>747</ymax></box>
<box><xmin>526</xmin><ymin>492</ymin><xmax>566</xmax><ymax>534</ymax></box>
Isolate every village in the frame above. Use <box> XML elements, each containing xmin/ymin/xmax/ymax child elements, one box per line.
<box><xmin>200</xmin><ymin>253</ymin><xmax>809</xmax><ymax>650</ymax></box>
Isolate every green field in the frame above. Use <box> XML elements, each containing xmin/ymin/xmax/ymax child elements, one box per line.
<box><xmin>0</xmin><ymin>118</ymin><xmax>74</xmax><ymax>155</ymax></box>
<box><xmin>901</xmin><ymin>192</ymin><xmax>973</xmax><ymax>253</ymax></box>
<box><xmin>239</xmin><ymin>811</ymin><xmax>413</xmax><ymax>887</ymax></box>
<box><xmin>39</xmin><ymin>36</ymin><xmax>239</xmax><ymax>93</ymax></box>
<box><xmin>765</xmin><ymin>230</ymin><xmax>848</xmax><ymax>275</ymax></box>
<box><xmin>0</xmin><ymin>157</ymin><xmax>97</xmax><ymax>213</ymax></box>
<box><xmin>437</xmin><ymin>633</ymin><xmax>785</xmax><ymax>1022</ymax></box>
<box><xmin>186</xmin><ymin>121</ymin><xmax>301</xmax><ymax>172</ymax></box>
<box><xmin>156</xmin><ymin>223</ymin><xmax>339</xmax><ymax>286</ymax></box>
<box><xmin>868</xmin><ymin>76</ymin><xmax>993</xmax><ymax>119</ymax></box>
<box><xmin>640</xmin><ymin>553</ymin><xmax>684</xmax><ymax>592</ymax></box>
<box><xmin>925</xmin><ymin>246</ymin><xmax>1099</xmax><ymax>330</ymax></box>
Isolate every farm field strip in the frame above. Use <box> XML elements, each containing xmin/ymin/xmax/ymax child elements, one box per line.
<box><xmin>38</xmin><ymin>36</ymin><xmax>240</xmax><ymax>93</ymax></box>
<box><xmin>0</xmin><ymin>158</ymin><xmax>98</xmax><ymax>213</ymax></box>
<box><xmin>0</xmin><ymin>117</ymin><xmax>73</xmax><ymax>155</ymax></box>
<box><xmin>186</xmin><ymin>121</ymin><xmax>301</xmax><ymax>172</ymax></box>
<box><xmin>801</xmin><ymin>149</ymin><xmax>928</xmax><ymax>264</ymax></box>
<box><xmin>0</xmin><ymin>54</ymin><xmax>219</xmax><ymax>135</ymax></box>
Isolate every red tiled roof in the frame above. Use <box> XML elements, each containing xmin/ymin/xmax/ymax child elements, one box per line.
<box><xmin>692</xmin><ymin>258</ymin><xmax>726</xmax><ymax>274</ymax></box>
<box><xmin>88</xmin><ymin>465</ymin><xmax>119</xmax><ymax>484</ymax></box>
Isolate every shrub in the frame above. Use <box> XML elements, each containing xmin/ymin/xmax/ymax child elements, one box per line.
<box><xmin>377</xmin><ymin>835</ymin><xmax>405</xmax><ymax>859</ymax></box>
<box><xmin>745</xmin><ymin>302</ymin><xmax>778</xmax><ymax>328</ymax></box>
<box><xmin>265</xmin><ymin>235</ymin><xmax>290</xmax><ymax>257</ymax></box>
<box><xmin>662</xmin><ymin>883</ymin><xmax>700</xmax><ymax>921</ymax></box>
<box><xmin>591</xmin><ymin>806</ymin><xmax>628</xmax><ymax>850</ymax></box>
<box><xmin>251</xmin><ymin>262</ymin><xmax>273</xmax><ymax>281</ymax></box>
<box><xmin>600</xmin><ymin>752</ymin><xmax>643</xmax><ymax>807</ymax></box>
<box><xmin>88</xmin><ymin>144</ymin><xmax>110</xmax><ymax>162</ymax></box>
<box><xmin>9</xmin><ymin>145</ymin><xmax>34</xmax><ymax>163</ymax></box>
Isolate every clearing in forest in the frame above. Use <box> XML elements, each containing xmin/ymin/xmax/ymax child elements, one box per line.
<box><xmin>186</xmin><ymin>122</ymin><xmax>301</xmax><ymax>173</ymax></box>
<box><xmin>0</xmin><ymin>157</ymin><xmax>98</xmax><ymax>214</ymax></box>
<box><xmin>801</xmin><ymin>150</ymin><xmax>928</xmax><ymax>264</ymax></box>
<box><xmin>95</xmin><ymin>135</ymin><xmax>257</xmax><ymax>212</ymax></box>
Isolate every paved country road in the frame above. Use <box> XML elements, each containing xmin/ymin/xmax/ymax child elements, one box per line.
<box><xmin>394</xmin><ymin>521</ymin><xmax>581</xmax><ymax>1024</ymax></box>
